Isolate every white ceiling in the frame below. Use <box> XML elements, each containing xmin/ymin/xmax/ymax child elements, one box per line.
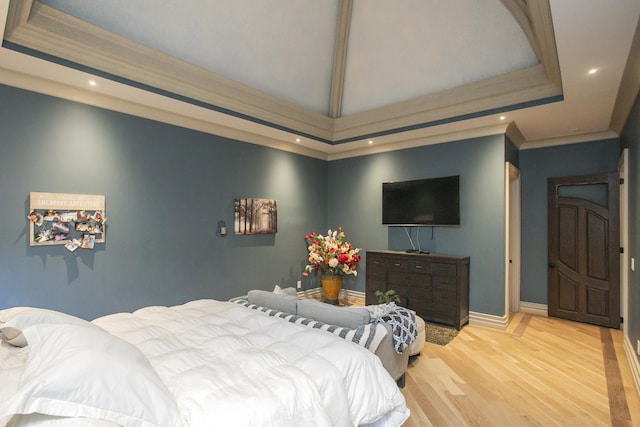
<box><xmin>36</xmin><ymin>0</ymin><xmax>541</xmax><ymax>116</ymax></box>
<box><xmin>1</xmin><ymin>0</ymin><xmax>639</xmax><ymax>160</ymax></box>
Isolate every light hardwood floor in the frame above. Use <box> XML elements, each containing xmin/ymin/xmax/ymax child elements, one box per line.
<box><xmin>401</xmin><ymin>313</ymin><xmax>640</xmax><ymax>426</ymax></box>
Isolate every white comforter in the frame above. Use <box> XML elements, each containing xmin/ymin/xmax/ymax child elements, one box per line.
<box><xmin>91</xmin><ymin>299</ymin><xmax>409</xmax><ymax>427</ymax></box>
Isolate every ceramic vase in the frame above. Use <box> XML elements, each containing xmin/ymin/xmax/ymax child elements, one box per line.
<box><xmin>320</xmin><ymin>273</ymin><xmax>343</xmax><ymax>305</ymax></box>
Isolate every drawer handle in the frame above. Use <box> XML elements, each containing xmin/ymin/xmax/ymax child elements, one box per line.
<box><xmin>415</xmin><ymin>265</ymin><xmax>423</xmax><ymax>270</ymax></box>
<box><xmin>393</xmin><ymin>263</ymin><xmax>401</xmax><ymax>267</ymax></box>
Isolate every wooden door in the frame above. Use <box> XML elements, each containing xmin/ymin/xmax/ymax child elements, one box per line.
<box><xmin>547</xmin><ymin>173</ymin><xmax>620</xmax><ymax>328</ymax></box>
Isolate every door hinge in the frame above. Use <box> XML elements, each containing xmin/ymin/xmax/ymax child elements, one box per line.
<box><xmin>620</xmin><ymin>178</ymin><xmax>624</xmax><ymax>184</ymax></box>
<box><xmin>620</xmin><ymin>247</ymin><xmax>624</xmax><ymax>254</ymax></box>
<box><xmin>621</xmin><ymin>316</ymin><xmax>624</xmax><ymax>324</ymax></box>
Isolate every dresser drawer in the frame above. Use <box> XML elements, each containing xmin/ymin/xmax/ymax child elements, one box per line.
<box><xmin>407</xmin><ymin>298</ymin><xmax>431</xmax><ymax>316</ymax></box>
<box><xmin>367</xmin><ymin>256</ymin><xmax>388</xmax><ymax>272</ymax></box>
<box><xmin>388</xmin><ymin>271</ymin><xmax>430</xmax><ymax>288</ymax></box>
<box><xmin>367</xmin><ymin>270</ymin><xmax>386</xmax><ymax>284</ymax></box>
<box><xmin>404</xmin><ymin>285</ymin><xmax>429</xmax><ymax>301</ymax></box>
<box><xmin>428</xmin><ymin>307</ymin><xmax>456</xmax><ymax>326</ymax></box>
<box><xmin>431</xmin><ymin>262</ymin><xmax>457</xmax><ymax>276</ymax></box>
<box><xmin>407</xmin><ymin>260</ymin><xmax>429</xmax><ymax>273</ymax></box>
<box><xmin>387</xmin><ymin>258</ymin><xmax>410</xmax><ymax>272</ymax></box>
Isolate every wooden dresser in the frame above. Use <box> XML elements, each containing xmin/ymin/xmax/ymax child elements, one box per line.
<box><xmin>365</xmin><ymin>250</ymin><xmax>470</xmax><ymax>330</ymax></box>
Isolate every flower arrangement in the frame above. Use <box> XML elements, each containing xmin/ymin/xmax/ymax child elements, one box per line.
<box><xmin>303</xmin><ymin>227</ymin><xmax>361</xmax><ymax>276</ymax></box>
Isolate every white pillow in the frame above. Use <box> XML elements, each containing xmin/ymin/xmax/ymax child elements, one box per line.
<box><xmin>0</xmin><ymin>307</ymin><xmax>84</xmax><ymax>323</ymax></box>
<box><xmin>0</xmin><ymin>308</ymin><xmax>91</xmax><ymax>347</ymax></box>
<box><xmin>273</xmin><ymin>285</ymin><xmax>297</xmax><ymax>296</ymax></box>
<box><xmin>0</xmin><ymin>323</ymin><xmax>182</xmax><ymax>427</ymax></box>
<box><xmin>6</xmin><ymin>413</ymin><xmax>120</xmax><ymax>427</ymax></box>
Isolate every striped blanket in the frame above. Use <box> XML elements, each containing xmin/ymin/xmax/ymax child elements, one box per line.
<box><xmin>230</xmin><ymin>297</ymin><xmax>388</xmax><ymax>353</ymax></box>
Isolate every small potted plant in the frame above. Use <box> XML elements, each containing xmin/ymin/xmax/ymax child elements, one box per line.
<box><xmin>374</xmin><ymin>289</ymin><xmax>401</xmax><ymax>304</ymax></box>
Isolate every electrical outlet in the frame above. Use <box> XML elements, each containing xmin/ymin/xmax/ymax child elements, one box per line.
<box><xmin>296</xmin><ymin>280</ymin><xmax>302</xmax><ymax>289</ymax></box>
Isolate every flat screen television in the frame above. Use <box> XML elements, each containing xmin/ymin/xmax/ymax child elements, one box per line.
<box><xmin>382</xmin><ymin>175</ymin><xmax>460</xmax><ymax>226</ymax></box>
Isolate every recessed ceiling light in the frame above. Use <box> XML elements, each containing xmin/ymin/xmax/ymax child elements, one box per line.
<box><xmin>587</xmin><ymin>68</ymin><xmax>599</xmax><ymax>75</ymax></box>
<box><xmin>89</xmin><ymin>80</ymin><xmax>97</xmax><ymax>86</ymax></box>
<box><xmin>368</xmin><ymin>140</ymin><xmax>373</xmax><ymax>145</ymax></box>
<box><xmin>499</xmin><ymin>116</ymin><xmax>506</xmax><ymax>121</ymax></box>
<box><xmin>295</xmin><ymin>138</ymin><xmax>301</xmax><ymax>143</ymax></box>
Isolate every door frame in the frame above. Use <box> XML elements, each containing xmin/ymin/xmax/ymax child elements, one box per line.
<box><xmin>619</xmin><ymin>148</ymin><xmax>629</xmax><ymax>333</ymax></box>
<box><xmin>505</xmin><ymin>162</ymin><xmax>521</xmax><ymax>314</ymax></box>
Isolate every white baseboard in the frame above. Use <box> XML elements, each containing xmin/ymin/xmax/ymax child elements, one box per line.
<box><xmin>623</xmin><ymin>334</ymin><xmax>640</xmax><ymax>398</ymax></box>
<box><xmin>297</xmin><ymin>288</ymin><xmax>365</xmax><ymax>301</ymax></box>
<box><xmin>298</xmin><ymin>288</ymin><xmax>322</xmax><ymax>299</ymax></box>
<box><xmin>345</xmin><ymin>289</ymin><xmax>365</xmax><ymax>301</ymax></box>
<box><xmin>469</xmin><ymin>311</ymin><xmax>509</xmax><ymax>330</ymax></box>
<box><xmin>519</xmin><ymin>301</ymin><xmax>548</xmax><ymax>317</ymax></box>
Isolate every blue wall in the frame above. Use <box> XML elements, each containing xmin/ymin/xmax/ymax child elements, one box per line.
<box><xmin>519</xmin><ymin>139</ymin><xmax>621</xmax><ymax>304</ymax></box>
<box><xmin>328</xmin><ymin>136</ymin><xmax>507</xmax><ymax>316</ymax></box>
<box><xmin>1</xmin><ymin>82</ymin><xmax>634</xmax><ymax>327</ymax></box>
<box><xmin>620</xmin><ymin>90</ymin><xmax>640</xmax><ymax>367</ymax></box>
<box><xmin>0</xmin><ymin>84</ymin><xmax>327</xmax><ymax>319</ymax></box>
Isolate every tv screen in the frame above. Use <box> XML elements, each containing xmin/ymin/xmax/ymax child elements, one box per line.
<box><xmin>382</xmin><ymin>175</ymin><xmax>460</xmax><ymax>226</ymax></box>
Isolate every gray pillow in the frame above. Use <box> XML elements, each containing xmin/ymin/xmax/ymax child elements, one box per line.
<box><xmin>247</xmin><ymin>290</ymin><xmax>298</xmax><ymax>314</ymax></box>
<box><xmin>297</xmin><ymin>299</ymin><xmax>370</xmax><ymax>329</ymax></box>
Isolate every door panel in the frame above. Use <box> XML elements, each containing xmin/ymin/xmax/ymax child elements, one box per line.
<box><xmin>548</xmin><ymin>173</ymin><xmax>620</xmax><ymax>328</ymax></box>
<box><xmin>586</xmin><ymin>210</ymin><xmax>607</xmax><ymax>280</ymax></box>
<box><xmin>557</xmin><ymin>272</ymin><xmax>578</xmax><ymax>312</ymax></box>
<box><xmin>558</xmin><ymin>206</ymin><xmax>578</xmax><ymax>271</ymax></box>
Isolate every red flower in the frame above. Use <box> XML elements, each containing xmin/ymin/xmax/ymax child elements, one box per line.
<box><xmin>303</xmin><ymin>228</ymin><xmax>361</xmax><ymax>277</ymax></box>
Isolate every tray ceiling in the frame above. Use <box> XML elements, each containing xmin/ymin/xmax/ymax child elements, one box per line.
<box><xmin>1</xmin><ymin>0</ymin><xmax>638</xmax><ymax>159</ymax></box>
<box><xmin>3</xmin><ymin>0</ymin><xmax>561</xmax><ymax>144</ymax></box>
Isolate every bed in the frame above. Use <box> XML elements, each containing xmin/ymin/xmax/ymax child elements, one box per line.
<box><xmin>0</xmin><ymin>299</ymin><xmax>410</xmax><ymax>427</ymax></box>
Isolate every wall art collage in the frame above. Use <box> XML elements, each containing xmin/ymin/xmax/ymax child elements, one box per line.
<box><xmin>27</xmin><ymin>192</ymin><xmax>107</xmax><ymax>252</ymax></box>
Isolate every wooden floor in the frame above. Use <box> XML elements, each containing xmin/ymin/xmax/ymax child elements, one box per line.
<box><xmin>401</xmin><ymin>313</ymin><xmax>640</xmax><ymax>427</ymax></box>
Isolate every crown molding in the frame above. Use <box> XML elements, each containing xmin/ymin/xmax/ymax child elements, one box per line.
<box><xmin>0</xmin><ymin>45</ymin><xmax>332</xmax><ymax>160</ymax></box>
<box><xmin>4</xmin><ymin>0</ymin><xmax>563</xmax><ymax>144</ymax></box>
<box><xmin>5</xmin><ymin>0</ymin><xmax>335</xmax><ymax>141</ymax></box>
<box><xmin>332</xmin><ymin>64</ymin><xmax>560</xmax><ymax>142</ymax></box>
<box><xmin>328</xmin><ymin>123</ymin><xmax>511</xmax><ymax>160</ymax></box>
<box><xmin>0</xmin><ymin>40</ymin><xmax>523</xmax><ymax>163</ymax></box>
<box><xmin>519</xmin><ymin>130</ymin><xmax>619</xmax><ymax>150</ymax></box>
